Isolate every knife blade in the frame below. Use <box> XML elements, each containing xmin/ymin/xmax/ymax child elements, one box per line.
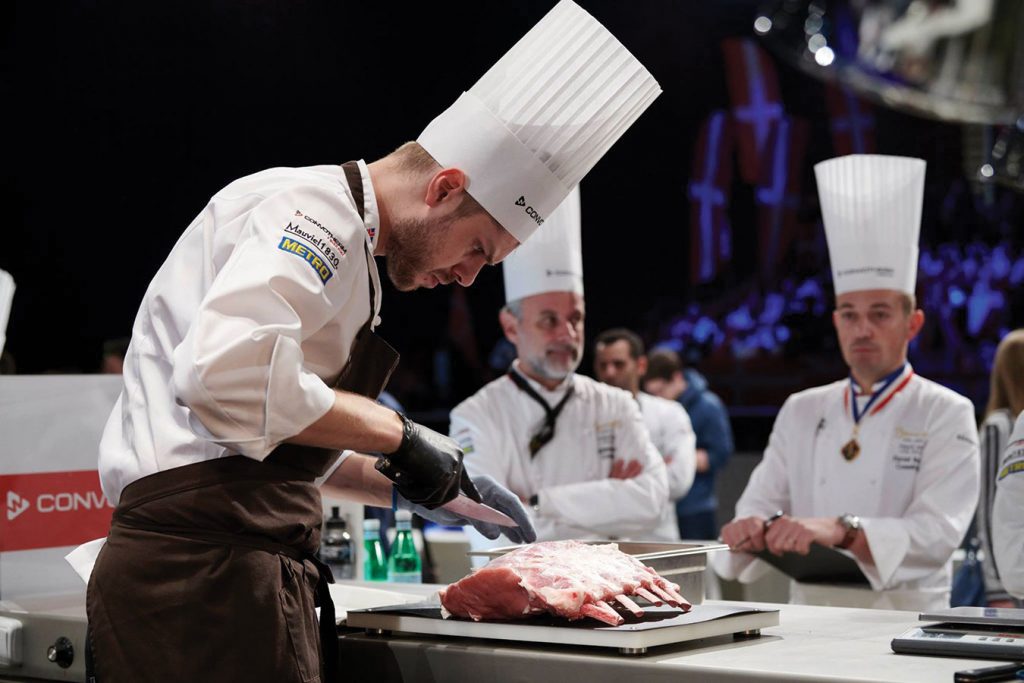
<box><xmin>441</xmin><ymin>493</ymin><xmax>519</xmax><ymax>527</ymax></box>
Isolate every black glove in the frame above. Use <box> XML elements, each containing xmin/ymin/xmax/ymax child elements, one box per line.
<box><xmin>397</xmin><ymin>474</ymin><xmax>538</xmax><ymax>545</ymax></box>
<box><xmin>375</xmin><ymin>412</ymin><xmax>482</xmax><ymax>509</ymax></box>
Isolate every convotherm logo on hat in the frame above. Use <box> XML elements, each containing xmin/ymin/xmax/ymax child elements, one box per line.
<box><xmin>0</xmin><ymin>470</ymin><xmax>114</xmax><ymax>552</ymax></box>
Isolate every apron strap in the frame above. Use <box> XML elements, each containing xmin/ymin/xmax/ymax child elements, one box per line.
<box><xmin>341</xmin><ymin>161</ymin><xmax>378</xmax><ymax>328</ymax></box>
<box><xmin>309</xmin><ymin>555</ymin><xmax>338</xmax><ymax>681</ymax></box>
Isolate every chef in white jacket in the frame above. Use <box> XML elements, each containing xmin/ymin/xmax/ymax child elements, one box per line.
<box><xmin>451</xmin><ymin>187</ymin><xmax>670</xmax><ymax>545</ymax></box>
<box><xmin>993</xmin><ymin>411</ymin><xmax>1024</xmax><ymax>600</ymax></box>
<box><xmin>593</xmin><ymin>326</ymin><xmax>697</xmax><ymax>541</ymax></box>
<box><xmin>715</xmin><ymin>155</ymin><xmax>980</xmax><ymax>611</ymax></box>
<box><xmin>73</xmin><ymin>3</ymin><xmax>662</xmax><ymax>681</ymax></box>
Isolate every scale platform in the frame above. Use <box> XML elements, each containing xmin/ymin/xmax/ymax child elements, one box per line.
<box><xmin>891</xmin><ymin>606</ymin><xmax>1024</xmax><ymax>661</ymax></box>
<box><xmin>347</xmin><ymin>599</ymin><xmax>779</xmax><ymax>655</ymax></box>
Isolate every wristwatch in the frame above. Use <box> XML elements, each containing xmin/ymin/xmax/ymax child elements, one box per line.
<box><xmin>835</xmin><ymin>513</ymin><xmax>861</xmax><ymax>549</ymax></box>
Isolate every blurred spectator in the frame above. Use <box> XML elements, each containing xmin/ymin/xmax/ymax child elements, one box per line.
<box><xmin>594</xmin><ymin>328</ymin><xmax>697</xmax><ymax>541</ymax></box>
<box><xmin>974</xmin><ymin>329</ymin><xmax>1024</xmax><ymax>607</ymax></box>
<box><xmin>643</xmin><ymin>348</ymin><xmax>734</xmax><ymax>541</ymax></box>
<box><xmin>993</xmin><ymin>411</ymin><xmax>1024</xmax><ymax>600</ymax></box>
<box><xmin>101</xmin><ymin>337</ymin><xmax>131</xmax><ymax>374</ymax></box>
<box><xmin>653</xmin><ymin>239</ymin><xmax>1024</xmax><ymax>410</ymax></box>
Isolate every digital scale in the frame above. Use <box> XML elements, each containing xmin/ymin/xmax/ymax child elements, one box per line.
<box><xmin>891</xmin><ymin>606</ymin><xmax>1024</xmax><ymax>661</ymax></box>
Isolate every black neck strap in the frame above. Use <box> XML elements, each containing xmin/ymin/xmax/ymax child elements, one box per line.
<box><xmin>507</xmin><ymin>369</ymin><xmax>575</xmax><ymax>457</ymax></box>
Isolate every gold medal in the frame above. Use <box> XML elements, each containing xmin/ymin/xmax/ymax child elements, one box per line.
<box><xmin>841</xmin><ymin>438</ymin><xmax>860</xmax><ymax>461</ymax></box>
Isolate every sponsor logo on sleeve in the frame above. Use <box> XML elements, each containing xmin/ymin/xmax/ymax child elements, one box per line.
<box><xmin>278</xmin><ymin>234</ymin><xmax>334</xmax><ymax>284</ymax></box>
<box><xmin>292</xmin><ymin>211</ymin><xmax>348</xmax><ymax>257</ymax></box>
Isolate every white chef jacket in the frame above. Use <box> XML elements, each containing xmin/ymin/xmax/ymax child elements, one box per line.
<box><xmin>992</xmin><ymin>411</ymin><xmax>1024</xmax><ymax>600</ymax></box>
<box><xmin>97</xmin><ymin>162</ymin><xmax>381</xmax><ymax>504</ymax></box>
<box><xmin>637</xmin><ymin>391</ymin><xmax>696</xmax><ymax>541</ymax></box>
<box><xmin>713</xmin><ymin>367</ymin><xmax>980</xmax><ymax>611</ymax></box>
<box><xmin>450</xmin><ymin>363</ymin><xmax>669</xmax><ymax>544</ymax></box>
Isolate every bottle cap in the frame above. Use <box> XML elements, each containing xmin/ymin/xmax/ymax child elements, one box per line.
<box><xmin>363</xmin><ymin>518</ymin><xmax>380</xmax><ymax>531</ymax></box>
<box><xmin>395</xmin><ymin>509</ymin><xmax>413</xmax><ymax>523</ymax></box>
<box><xmin>331</xmin><ymin>506</ymin><xmax>340</xmax><ymax>517</ymax></box>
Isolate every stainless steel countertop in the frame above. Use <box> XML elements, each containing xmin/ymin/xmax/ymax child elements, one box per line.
<box><xmin>338</xmin><ymin>598</ymin><xmax>1001</xmax><ymax>682</ymax></box>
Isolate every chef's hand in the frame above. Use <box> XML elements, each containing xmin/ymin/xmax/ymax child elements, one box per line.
<box><xmin>609</xmin><ymin>459</ymin><xmax>643</xmax><ymax>479</ymax></box>
<box><xmin>720</xmin><ymin>516</ymin><xmax>768</xmax><ymax>553</ymax></box>
<box><xmin>375</xmin><ymin>413</ymin><xmax>482</xmax><ymax>509</ymax></box>
<box><xmin>397</xmin><ymin>475</ymin><xmax>537</xmax><ymax>545</ymax></box>
<box><xmin>765</xmin><ymin>516</ymin><xmax>845</xmax><ymax>555</ymax></box>
<box><xmin>763</xmin><ymin>516</ymin><xmax>817</xmax><ymax>556</ymax></box>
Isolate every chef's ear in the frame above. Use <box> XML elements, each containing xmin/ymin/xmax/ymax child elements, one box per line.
<box><xmin>499</xmin><ymin>308</ymin><xmax>519</xmax><ymax>345</ymax></box>
<box><xmin>906</xmin><ymin>308</ymin><xmax>925</xmax><ymax>341</ymax></box>
<box><xmin>424</xmin><ymin>168</ymin><xmax>468</xmax><ymax>207</ymax></box>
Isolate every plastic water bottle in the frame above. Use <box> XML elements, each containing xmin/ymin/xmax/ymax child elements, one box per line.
<box><xmin>363</xmin><ymin>517</ymin><xmax>388</xmax><ymax>581</ymax></box>
<box><xmin>320</xmin><ymin>507</ymin><xmax>354</xmax><ymax>580</ymax></box>
<box><xmin>387</xmin><ymin>510</ymin><xmax>422</xmax><ymax>583</ymax></box>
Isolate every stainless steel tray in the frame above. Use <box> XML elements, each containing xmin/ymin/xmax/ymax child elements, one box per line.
<box><xmin>347</xmin><ymin>600</ymin><xmax>779</xmax><ymax>655</ymax></box>
<box><xmin>466</xmin><ymin>540</ymin><xmax>729</xmax><ymax>604</ymax></box>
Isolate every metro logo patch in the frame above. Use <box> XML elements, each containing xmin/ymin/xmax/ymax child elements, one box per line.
<box><xmin>1</xmin><ymin>470</ymin><xmax>115</xmax><ymax>552</ymax></box>
<box><xmin>278</xmin><ymin>236</ymin><xmax>334</xmax><ymax>284</ymax></box>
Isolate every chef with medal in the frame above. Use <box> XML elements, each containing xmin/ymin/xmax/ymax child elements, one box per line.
<box><xmin>716</xmin><ymin>154</ymin><xmax>980</xmax><ymax>611</ymax></box>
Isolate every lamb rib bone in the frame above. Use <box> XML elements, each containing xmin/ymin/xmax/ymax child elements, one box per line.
<box><xmin>439</xmin><ymin>540</ymin><xmax>692</xmax><ymax>626</ymax></box>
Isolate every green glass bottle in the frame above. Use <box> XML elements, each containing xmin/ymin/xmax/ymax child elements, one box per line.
<box><xmin>362</xmin><ymin>517</ymin><xmax>388</xmax><ymax>581</ymax></box>
<box><xmin>387</xmin><ymin>510</ymin><xmax>422</xmax><ymax>583</ymax></box>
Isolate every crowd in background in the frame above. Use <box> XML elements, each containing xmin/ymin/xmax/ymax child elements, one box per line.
<box><xmin>646</xmin><ymin>239</ymin><xmax>1024</xmax><ymax>410</ymax></box>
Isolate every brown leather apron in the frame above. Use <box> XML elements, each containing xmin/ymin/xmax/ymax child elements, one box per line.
<box><xmin>86</xmin><ymin>162</ymin><xmax>399</xmax><ymax>683</ymax></box>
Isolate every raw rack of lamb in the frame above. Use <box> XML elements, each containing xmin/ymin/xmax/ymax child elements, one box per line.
<box><xmin>439</xmin><ymin>540</ymin><xmax>691</xmax><ymax>626</ymax></box>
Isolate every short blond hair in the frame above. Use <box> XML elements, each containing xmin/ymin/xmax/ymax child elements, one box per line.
<box><xmin>899</xmin><ymin>293</ymin><xmax>916</xmax><ymax>315</ymax></box>
<box><xmin>386</xmin><ymin>141</ymin><xmax>492</xmax><ymax>222</ymax></box>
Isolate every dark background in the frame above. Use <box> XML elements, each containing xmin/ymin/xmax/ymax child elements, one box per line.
<box><xmin>4</xmin><ymin>1</ymin><xmax>1020</xmax><ymax>445</ymax></box>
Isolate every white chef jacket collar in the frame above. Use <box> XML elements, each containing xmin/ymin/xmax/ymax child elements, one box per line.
<box><xmin>852</xmin><ymin>362</ymin><xmax>913</xmax><ymax>396</ymax></box>
<box><xmin>353</xmin><ymin>159</ymin><xmax>381</xmax><ymax>250</ymax></box>
<box><xmin>510</xmin><ymin>359</ymin><xmax>575</xmax><ymax>401</ymax></box>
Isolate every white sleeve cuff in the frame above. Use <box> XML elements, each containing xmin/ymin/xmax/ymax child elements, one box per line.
<box><xmin>861</xmin><ymin>518</ymin><xmax>910</xmax><ymax>589</ymax></box>
<box><xmin>711</xmin><ymin>550</ymin><xmax>769</xmax><ymax>584</ymax></box>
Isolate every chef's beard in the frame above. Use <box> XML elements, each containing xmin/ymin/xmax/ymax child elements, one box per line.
<box><xmin>521</xmin><ymin>344</ymin><xmax>582</xmax><ymax>382</ymax></box>
<box><xmin>386</xmin><ymin>215</ymin><xmax>454</xmax><ymax>291</ymax></box>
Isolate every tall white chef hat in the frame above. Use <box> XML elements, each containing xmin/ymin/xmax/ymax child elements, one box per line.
<box><xmin>815</xmin><ymin>154</ymin><xmax>926</xmax><ymax>296</ymax></box>
<box><xmin>417</xmin><ymin>0</ymin><xmax>660</xmax><ymax>245</ymax></box>
<box><xmin>502</xmin><ymin>186</ymin><xmax>582</xmax><ymax>304</ymax></box>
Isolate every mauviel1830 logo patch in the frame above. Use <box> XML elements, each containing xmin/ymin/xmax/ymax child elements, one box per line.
<box><xmin>278</xmin><ymin>236</ymin><xmax>333</xmax><ymax>284</ymax></box>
